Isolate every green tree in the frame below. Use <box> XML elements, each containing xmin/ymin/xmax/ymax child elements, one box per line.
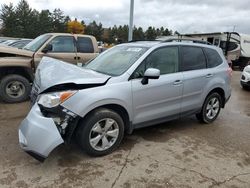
<box><xmin>15</xmin><ymin>0</ymin><xmax>39</xmax><ymax>38</ymax></box>
<box><xmin>0</xmin><ymin>3</ymin><xmax>16</xmax><ymax>37</ymax></box>
<box><xmin>163</xmin><ymin>28</ymin><xmax>172</xmax><ymax>36</ymax></box>
<box><xmin>145</xmin><ymin>26</ymin><xmax>157</xmax><ymax>40</ymax></box>
<box><xmin>37</xmin><ymin>10</ymin><xmax>53</xmax><ymax>35</ymax></box>
<box><xmin>133</xmin><ymin>26</ymin><xmax>144</xmax><ymax>41</ymax></box>
<box><xmin>52</xmin><ymin>8</ymin><xmax>66</xmax><ymax>32</ymax></box>
<box><xmin>110</xmin><ymin>25</ymin><xmax>118</xmax><ymax>43</ymax></box>
<box><xmin>116</xmin><ymin>25</ymin><xmax>128</xmax><ymax>42</ymax></box>
<box><xmin>85</xmin><ymin>21</ymin><xmax>103</xmax><ymax>41</ymax></box>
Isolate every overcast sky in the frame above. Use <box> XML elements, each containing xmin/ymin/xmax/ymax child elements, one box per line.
<box><xmin>1</xmin><ymin>0</ymin><xmax>250</xmax><ymax>34</ymax></box>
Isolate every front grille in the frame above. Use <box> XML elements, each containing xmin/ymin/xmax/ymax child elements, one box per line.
<box><xmin>30</xmin><ymin>82</ymin><xmax>39</xmax><ymax>105</ymax></box>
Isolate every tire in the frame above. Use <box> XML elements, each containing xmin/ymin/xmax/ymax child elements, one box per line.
<box><xmin>0</xmin><ymin>74</ymin><xmax>31</xmax><ymax>103</ymax></box>
<box><xmin>196</xmin><ymin>92</ymin><xmax>222</xmax><ymax>124</ymax></box>
<box><xmin>76</xmin><ymin>108</ymin><xmax>124</xmax><ymax>156</ymax></box>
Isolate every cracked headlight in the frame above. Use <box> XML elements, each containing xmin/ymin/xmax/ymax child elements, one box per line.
<box><xmin>38</xmin><ymin>90</ymin><xmax>77</xmax><ymax>108</ymax></box>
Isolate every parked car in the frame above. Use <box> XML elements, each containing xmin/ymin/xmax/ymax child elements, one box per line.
<box><xmin>241</xmin><ymin>64</ymin><xmax>250</xmax><ymax>90</ymax></box>
<box><xmin>9</xmin><ymin>39</ymin><xmax>32</xmax><ymax>49</ymax></box>
<box><xmin>0</xmin><ymin>39</ymin><xmax>19</xmax><ymax>46</ymax></box>
<box><xmin>0</xmin><ymin>33</ymin><xmax>99</xmax><ymax>103</ymax></box>
<box><xmin>19</xmin><ymin>40</ymin><xmax>232</xmax><ymax>161</ymax></box>
<box><xmin>0</xmin><ymin>39</ymin><xmax>8</xmax><ymax>43</ymax></box>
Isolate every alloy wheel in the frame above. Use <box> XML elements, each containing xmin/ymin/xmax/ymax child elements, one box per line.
<box><xmin>206</xmin><ymin>97</ymin><xmax>220</xmax><ymax>119</ymax></box>
<box><xmin>89</xmin><ymin>118</ymin><xmax>119</xmax><ymax>151</ymax></box>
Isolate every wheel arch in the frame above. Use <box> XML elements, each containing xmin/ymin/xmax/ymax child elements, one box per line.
<box><xmin>207</xmin><ymin>87</ymin><xmax>226</xmax><ymax>108</ymax></box>
<box><xmin>73</xmin><ymin>103</ymin><xmax>132</xmax><ymax>137</ymax></box>
<box><xmin>0</xmin><ymin>66</ymin><xmax>34</xmax><ymax>82</ymax></box>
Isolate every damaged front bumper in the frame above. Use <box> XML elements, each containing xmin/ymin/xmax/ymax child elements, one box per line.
<box><xmin>18</xmin><ymin>103</ymin><xmax>77</xmax><ymax>162</ymax></box>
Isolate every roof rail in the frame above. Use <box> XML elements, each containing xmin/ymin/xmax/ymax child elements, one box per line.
<box><xmin>158</xmin><ymin>38</ymin><xmax>212</xmax><ymax>45</ymax></box>
<box><xmin>127</xmin><ymin>40</ymin><xmax>158</xmax><ymax>43</ymax></box>
<box><xmin>127</xmin><ymin>38</ymin><xmax>212</xmax><ymax>45</ymax></box>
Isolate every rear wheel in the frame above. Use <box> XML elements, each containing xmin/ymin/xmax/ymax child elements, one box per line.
<box><xmin>196</xmin><ymin>93</ymin><xmax>222</xmax><ymax>123</ymax></box>
<box><xmin>76</xmin><ymin>108</ymin><xmax>124</xmax><ymax>156</ymax></box>
<box><xmin>0</xmin><ymin>74</ymin><xmax>31</xmax><ymax>103</ymax></box>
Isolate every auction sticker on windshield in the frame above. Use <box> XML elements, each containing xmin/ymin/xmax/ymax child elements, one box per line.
<box><xmin>126</xmin><ymin>48</ymin><xmax>142</xmax><ymax>52</ymax></box>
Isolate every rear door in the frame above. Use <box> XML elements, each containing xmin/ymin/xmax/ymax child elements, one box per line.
<box><xmin>131</xmin><ymin>46</ymin><xmax>183</xmax><ymax>126</ymax></box>
<box><xmin>180</xmin><ymin>46</ymin><xmax>209</xmax><ymax>115</ymax></box>
<box><xmin>76</xmin><ymin>36</ymin><xmax>99</xmax><ymax>65</ymax></box>
<box><xmin>45</xmin><ymin>35</ymin><xmax>77</xmax><ymax>64</ymax></box>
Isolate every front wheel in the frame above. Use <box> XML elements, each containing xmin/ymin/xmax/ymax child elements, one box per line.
<box><xmin>0</xmin><ymin>74</ymin><xmax>31</xmax><ymax>103</ymax></box>
<box><xmin>76</xmin><ymin>108</ymin><xmax>124</xmax><ymax>156</ymax></box>
<box><xmin>196</xmin><ymin>93</ymin><xmax>222</xmax><ymax>123</ymax></box>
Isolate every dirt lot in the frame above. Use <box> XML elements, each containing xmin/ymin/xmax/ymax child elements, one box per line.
<box><xmin>0</xmin><ymin>71</ymin><xmax>250</xmax><ymax>188</ymax></box>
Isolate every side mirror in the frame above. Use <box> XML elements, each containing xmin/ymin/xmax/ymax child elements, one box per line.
<box><xmin>141</xmin><ymin>68</ymin><xmax>160</xmax><ymax>85</ymax></box>
<box><xmin>42</xmin><ymin>44</ymin><xmax>53</xmax><ymax>53</ymax></box>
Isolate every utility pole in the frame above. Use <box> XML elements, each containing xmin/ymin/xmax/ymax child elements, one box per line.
<box><xmin>233</xmin><ymin>25</ymin><xmax>236</xmax><ymax>32</ymax></box>
<box><xmin>128</xmin><ymin>0</ymin><xmax>134</xmax><ymax>41</ymax></box>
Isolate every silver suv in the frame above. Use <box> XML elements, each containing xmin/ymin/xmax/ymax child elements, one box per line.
<box><xmin>19</xmin><ymin>40</ymin><xmax>232</xmax><ymax>161</ymax></box>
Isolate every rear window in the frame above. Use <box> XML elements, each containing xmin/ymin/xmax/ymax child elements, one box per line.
<box><xmin>180</xmin><ymin>46</ymin><xmax>206</xmax><ymax>71</ymax></box>
<box><xmin>204</xmin><ymin>48</ymin><xmax>223</xmax><ymax>68</ymax></box>
<box><xmin>77</xmin><ymin>37</ymin><xmax>94</xmax><ymax>53</ymax></box>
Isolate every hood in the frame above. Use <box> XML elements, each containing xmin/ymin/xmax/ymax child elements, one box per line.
<box><xmin>34</xmin><ymin>57</ymin><xmax>111</xmax><ymax>93</ymax></box>
<box><xmin>0</xmin><ymin>46</ymin><xmax>33</xmax><ymax>57</ymax></box>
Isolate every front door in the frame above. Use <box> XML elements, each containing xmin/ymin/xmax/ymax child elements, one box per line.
<box><xmin>131</xmin><ymin>46</ymin><xmax>183</xmax><ymax>126</ymax></box>
<box><xmin>44</xmin><ymin>35</ymin><xmax>78</xmax><ymax>64</ymax></box>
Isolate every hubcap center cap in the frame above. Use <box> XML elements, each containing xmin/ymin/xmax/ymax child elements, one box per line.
<box><xmin>11</xmin><ymin>85</ymin><xmax>20</xmax><ymax>92</ymax></box>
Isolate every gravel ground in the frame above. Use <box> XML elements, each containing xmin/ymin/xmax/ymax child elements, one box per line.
<box><xmin>0</xmin><ymin>71</ymin><xmax>250</xmax><ymax>188</ymax></box>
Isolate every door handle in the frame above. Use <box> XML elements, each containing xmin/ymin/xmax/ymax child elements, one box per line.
<box><xmin>74</xmin><ymin>56</ymin><xmax>81</xmax><ymax>60</ymax></box>
<box><xmin>206</xmin><ymin>73</ymin><xmax>213</xmax><ymax>78</ymax></box>
<box><xmin>173</xmin><ymin>80</ymin><xmax>183</xmax><ymax>85</ymax></box>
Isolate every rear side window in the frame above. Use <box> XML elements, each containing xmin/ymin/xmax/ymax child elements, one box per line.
<box><xmin>180</xmin><ymin>46</ymin><xmax>206</xmax><ymax>71</ymax></box>
<box><xmin>77</xmin><ymin>37</ymin><xmax>94</xmax><ymax>53</ymax></box>
<box><xmin>204</xmin><ymin>48</ymin><xmax>223</xmax><ymax>68</ymax></box>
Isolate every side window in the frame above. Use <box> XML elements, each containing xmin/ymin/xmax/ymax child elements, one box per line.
<box><xmin>48</xmin><ymin>36</ymin><xmax>75</xmax><ymax>52</ymax></box>
<box><xmin>204</xmin><ymin>48</ymin><xmax>223</xmax><ymax>68</ymax></box>
<box><xmin>228</xmin><ymin>42</ymin><xmax>238</xmax><ymax>51</ymax></box>
<box><xmin>132</xmin><ymin>47</ymin><xmax>179</xmax><ymax>78</ymax></box>
<box><xmin>77</xmin><ymin>37</ymin><xmax>94</xmax><ymax>53</ymax></box>
<box><xmin>132</xmin><ymin>60</ymin><xmax>147</xmax><ymax>79</ymax></box>
<box><xmin>180</xmin><ymin>46</ymin><xmax>206</xmax><ymax>71</ymax></box>
<box><xmin>219</xmin><ymin>41</ymin><xmax>238</xmax><ymax>53</ymax></box>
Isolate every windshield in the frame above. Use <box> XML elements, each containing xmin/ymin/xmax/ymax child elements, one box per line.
<box><xmin>23</xmin><ymin>34</ymin><xmax>52</xmax><ymax>52</ymax></box>
<box><xmin>85</xmin><ymin>46</ymin><xmax>148</xmax><ymax>76</ymax></box>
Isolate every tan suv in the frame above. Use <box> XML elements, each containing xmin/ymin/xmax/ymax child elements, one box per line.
<box><xmin>0</xmin><ymin>33</ymin><xmax>99</xmax><ymax>103</ymax></box>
